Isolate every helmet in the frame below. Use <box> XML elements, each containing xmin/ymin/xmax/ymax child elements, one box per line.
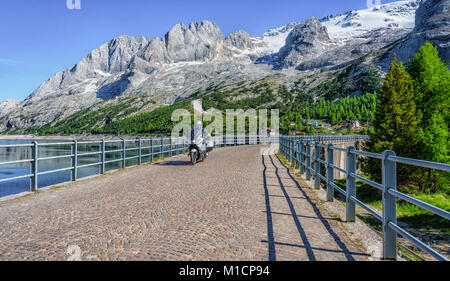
<box><xmin>195</xmin><ymin>120</ymin><xmax>203</xmax><ymax>129</ymax></box>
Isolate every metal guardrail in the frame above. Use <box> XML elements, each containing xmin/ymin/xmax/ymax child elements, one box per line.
<box><xmin>281</xmin><ymin>135</ymin><xmax>370</xmax><ymax>143</ymax></box>
<box><xmin>279</xmin><ymin>136</ymin><xmax>450</xmax><ymax>261</ymax></box>
<box><xmin>0</xmin><ymin>135</ymin><xmax>278</xmax><ymax>193</ymax></box>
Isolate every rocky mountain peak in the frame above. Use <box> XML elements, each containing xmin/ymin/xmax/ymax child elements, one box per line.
<box><xmin>381</xmin><ymin>0</ymin><xmax>449</xmax><ymax>69</ymax></box>
<box><xmin>162</xmin><ymin>20</ymin><xmax>224</xmax><ymax>63</ymax></box>
<box><xmin>225</xmin><ymin>30</ymin><xmax>255</xmax><ymax>50</ymax></box>
<box><xmin>277</xmin><ymin>17</ymin><xmax>333</xmax><ymax>68</ymax></box>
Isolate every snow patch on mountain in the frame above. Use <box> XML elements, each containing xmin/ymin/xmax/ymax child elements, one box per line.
<box><xmin>252</xmin><ymin>22</ymin><xmax>298</xmax><ymax>54</ymax></box>
<box><xmin>321</xmin><ymin>0</ymin><xmax>420</xmax><ymax>43</ymax></box>
<box><xmin>251</xmin><ymin>0</ymin><xmax>419</xmax><ymax>53</ymax></box>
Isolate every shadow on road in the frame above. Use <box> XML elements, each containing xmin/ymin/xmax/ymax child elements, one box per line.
<box><xmin>261</xmin><ymin>210</ymin><xmax>342</xmax><ymax>221</ymax></box>
<box><xmin>154</xmin><ymin>160</ymin><xmax>192</xmax><ymax>166</ymax></box>
<box><xmin>268</xmin><ymin>154</ymin><xmax>316</xmax><ymax>260</ymax></box>
<box><xmin>260</xmin><ymin>154</ymin><xmax>370</xmax><ymax>261</ymax></box>
<box><xmin>261</xmin><ymin>154</ymin><xmax>276</xmax><ymax>261</ymax></box>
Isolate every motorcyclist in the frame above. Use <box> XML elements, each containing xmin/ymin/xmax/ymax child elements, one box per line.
<box><xmin>192</xmin><ymin>120</ymin><xmax>213</xmax><ymax>155</ymax></box>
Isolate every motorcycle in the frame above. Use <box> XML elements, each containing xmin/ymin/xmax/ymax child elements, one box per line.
<box><xmin>189</xmin><ymin>129</ymin><xmax>213</xmax><ymax>165</ymax></box>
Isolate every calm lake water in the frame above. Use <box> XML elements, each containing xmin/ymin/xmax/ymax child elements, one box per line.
<box><xmin>0</xmin><ymin>139</ymin><xmax>145</xmax><ymax>198</ymax></box>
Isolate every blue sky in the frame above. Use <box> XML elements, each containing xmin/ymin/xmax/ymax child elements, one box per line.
<box><xmin>0</xmin><ymin>0</ymin><xmax>401</xmax><ymax>102</ymax></box>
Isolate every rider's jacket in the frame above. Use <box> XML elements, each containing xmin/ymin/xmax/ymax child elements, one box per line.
<box><xmin>192</xmin><ymin>127</ymin><xmax>213</xmax><ymax>148</ymax></box>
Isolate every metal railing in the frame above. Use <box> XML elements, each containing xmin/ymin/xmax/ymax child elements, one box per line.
<box><xmin>0</xmin><ymin>135</ymin><xmax>278</xmax><ymax>194</ymax></box>
<box><xmin>279</xmin><ymin>136</ymin><xmax>450</xmax><ymax>261</ymax></box>
<box><xmin>282</xmin><ymin>135</ymin><xmax>370</xmax><ymax>143</ymax></box>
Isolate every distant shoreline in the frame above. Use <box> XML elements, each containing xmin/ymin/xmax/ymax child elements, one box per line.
<box><xmin>0</xmin><ymin>134</ymin><xmax>150</xmax><ymax>141</ymax></box>
<box><xmin>0</xmin><ymin>134</ymin><xmax>108</xmax><ymax>141</ymax></box>
<box><xmin>0</xmin><ymin>135</ymin><xmax>73</xmax><ymax>140</ymax></box>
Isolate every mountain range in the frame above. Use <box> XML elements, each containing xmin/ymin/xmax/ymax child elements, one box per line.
<box><xmin>0</xmin><ymin>0</ymin><xmax>448</xmax><ymax>133</ymax></box>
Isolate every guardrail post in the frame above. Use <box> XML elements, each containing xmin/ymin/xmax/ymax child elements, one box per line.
<box><xmin>306</xmin><ymin>141</ymin><xmax>311</xmax><ymax>180</ymax></box>
<box><xmin>290</xmin><ymin>139</ymin><xmax>294</xmax><ymax>164</ymax></box>
<box><xmin>285</xmin><ymin>138</ymin><xmax>288</xmax><ymax>158</ymax></box>
<box><xmin>287</xmin><ymin>138</ymin><xmax>290</xmax><ymax>159</ymax></box>
<box><xmin>177</xmin><ymin>138</ymin><xmax>182</xmax><ymax>154</ymax></box>
<box><xmin>30</xmin><ymin>141</ymin><xmax>38</xmax><ymax>191</ymax></box>
<box><xmin>175</xmin><ymin>137</ymin><xmax>178</xmax><ymax>156</ymax></box>
<box><xmin>314</xmin><ymin>142</ymin><xmax>320</xmax><ymax>189</ymax></box>
<box><xmin>137</xmin><ymin>137</ymin><xmax>142</xmax><ymax>165</ymax></box>
<box><xmin>279</xmin><ymin>137</ymin><xmax>282</xmax><ymax>154</ymax></box>
<box><xmin>169</xmin><ymin>137</ymin><xmax>172</xmax><ymax>157</ymax></box>
<box><xmin>280</xmin><ymin>137</ymin><xmax>283</xmax><ymax>154</ymax></box>
<box><xmin>160</xmin><ymin>137</ymin><xmax>164</xmax><ymax>158</ymax></box>
<box><xmin>72</xmin><ymin>140</ymin><xmax>77</xmax><ymax>181</ymax></box>
<box><xmin>300</xmin><ymin>140</ymin><xmax>305</xmax><ymax>174</ymax></box>
<box><xmin>100</xmin><ymin>139</ymin><xmax>105</xmax><ymax>174</ymax></box>
<box><xmin>327</xmin><ymin>144</ymin><xmax>334</xmax><ymax>202</ymax></box>
<box><xmin>295</xmin><ymin>141</ymin><xmax>300</xmax><ymax>170</ymax></box>
<box><xmin>286</xmin><ymin>138</ymin><xmax>289</xmax><ymax>161</ymax></box>
<box><xmin>150</xmin><ymin>138</ymin><xmax>154</xmax><ymax>162</ymax></box>
<box><xmin>122</xmin><ymin>139</ymin><xmax>126</xmax><ymax>168</ymax></box>
<box><xmin>382</xmin><ymin>150</ymin><xmax>397</xmax><ymax>260</ymax></box>
<box><xmin>346</xmin><ymin>146</ymin><xmax>356</xmax><ymax>222</ymax></box>
<box><xmin>280</xmin><ymin>139</ymin><xmax>284</xmax><ymax>155</ymax></box>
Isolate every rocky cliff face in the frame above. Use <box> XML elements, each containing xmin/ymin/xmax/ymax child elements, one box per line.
<box><xmin>256</xmin><ymin>0</ymin><xmax>420</xmax><ymax>70</ymax></box>
<box><xmin>277</xmin><ymin>17</ymin><xmax>334</xmax><ymax>68</ymax></box>
<box><xmin>381</xmin><ymin>0</ymin><xmax>449</xmax><ymax>68</ymax></box>
<box><xmin>1</xmin><ymin>0</ymin><xmax>446</xmax><ymax>132</ymax></box>
<box><xmin>27</xmin><ymin>20</ymin><xmax>226</xmax><ymax>103</ymax></box>
<box><xmin>158</xmin><ymin>20</ymin><xmax>225</xmax><ymax>64</ymax></box>
<box><xmin>225</xmin><ymin>30</ymin><xmax>255</xmax><ymax>51</ymax></box>
<box><xmin>0</xmin><ymin>100</ymin><xmax>21</xmax><ymax>118</ymax></box>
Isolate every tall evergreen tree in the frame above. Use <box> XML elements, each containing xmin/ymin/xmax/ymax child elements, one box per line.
<box><xmin>363</xmin><ymin>54</ymin><xmax>422</xmax><ymax>186</ymax></box>
<box><xmin>407</xmin><ymin>42</ymin><xmax>450</xmax><ymax>192</ymax></box>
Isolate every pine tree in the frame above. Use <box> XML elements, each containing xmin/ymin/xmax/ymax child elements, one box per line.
<box><xmin>407</xmin><ymin>42</ymin><xmax>450</xmax><ymax>192</ymax></box>
<box><xmin>363</xmin><ymin>54</ymin><xmax>422</xmax><ymax>186</ymax></box>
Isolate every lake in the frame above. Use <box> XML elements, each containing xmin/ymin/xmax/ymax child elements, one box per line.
<box><xmin>0</xmin><ymin>139</ymin><xmax>143</xmax><ymax>198</ymax></box>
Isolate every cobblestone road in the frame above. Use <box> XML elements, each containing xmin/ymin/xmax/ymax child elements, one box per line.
<box><xmin>0</xmin><ymin>145</ymin><xmax>369</xmax><ymax>261</ymax></box>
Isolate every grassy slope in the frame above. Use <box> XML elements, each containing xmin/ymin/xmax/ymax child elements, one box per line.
<box><xmin>334</xmin><ymin>177</ymin><xmax>450</xmax><ymax>234</ymax></box>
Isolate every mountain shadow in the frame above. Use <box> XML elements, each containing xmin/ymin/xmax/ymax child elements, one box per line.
<box><xmin>96</xmin><ymin>73</ymin><xmax>131</xmax><ymax>100</ymax></box>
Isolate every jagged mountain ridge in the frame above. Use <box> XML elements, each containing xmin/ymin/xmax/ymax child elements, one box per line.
<box><xmin>381</xmin><ymin>0</ymin><xmax>450</xmax><ymax>68</ymax></box>
<box><xmin>1</xmin><ymin>0</ymin><xmax>447</xmax><ymax>132</ymax></box>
